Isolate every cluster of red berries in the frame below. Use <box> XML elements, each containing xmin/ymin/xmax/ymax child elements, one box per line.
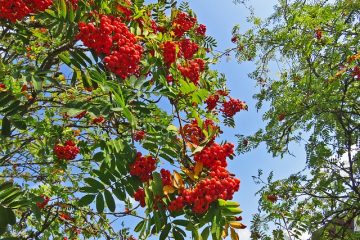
<box><xmin>315</xmin><ymin>29</ymin><xmax>322</xmax><ymax>40</ymax></box>
<box><xmin>0</xmin><ymin>83</ymin><xmax>6</xmax><ymax>89</ymax></box>
<box><xmin>0</xmin><ymin>0</ymin><xmax>52</xmax><ymax>22</ymax></box>
<box><xmin>182</xmin><ymin>119</ymin><xmax>218</xmax><ymax>145</ymax></box>
<box><xmin>92</xmin><ymin>116</ymin><xmax>105</xmax><ymax>124</ymax></box>
<box><xmin>129</xmin><ymin>152</ymin><xmax>157</xmax><ymax>182</ymax></box>
<box><xmin>194</xmin><ymin>142</ymin><xmax>234</xmax><ymax>169</ymax></box>
<box><xmin>77</xmin><ymin>15</ymin><xmax>143</xmax><ymax>79</ymax></box>
<box><xmin>116</xmin><ymin>5</ymin><xmax>132</xmax><ymax>21</ymax></box>
<box><xmin>54</xmin><ymin>140</ymin><xmax>80</xmax><ymax>160</ymax></box>
<box><xmin>36</xmin><ymin>195</ymin><xmax>50</xmax><ymax>209</ymax></box>
<box><xmin>161</xmin><ymin>41</ymin><xmax>177</xmax><ymax>66</ymax></box>
<box><xmin>134</xmin><ymin>188</ymin><xmax>146</xmax><ymax>207</ymax></box>
<box><xmin>172</xmin><ymin>12</ymin><xmax>197</xmax><ymax>38</ymax></box>
<box><xmin>169</xmin><ymin>167</ymin><xmax>240</xmax><ymax>214</ymax></box>
<box><xmin>266</xmin><ymin>194</ymin><xmax>278</xmax><ymax>203</ymax></box>
<box><xmin>196</xmin><ymin>24</ymin><xmax>206</xmax><ymax>36</ymax></box>
<box><xmin>160</xmin><ymin>169</ymin><xmax>172</xmax><ymax>186</ymax></box>
<box><xmin>221</xmin><ymin>97</ymin><xmax>247</xmax><ymax>117</ymax></box>
<box><xmin>134</xmin><ymin>130</ymin><xmax>145</xmax><ymax>142</ymax></box>
<box><xmin>351</xmin><ymin>66</ymin><xmax>360</xmax><ymax>80</ymax></box>
<box><xmin>74</xmin><ymin>111</ymin><xmax>87</xmax><ymax>119</ymax></box>
<box><xmin>178</xmin><ymin>58</ymin><xmax>205</xmax><ymax>85</ymax></box>
<box><xmin>205</xmin><ymin>94</ymin><xmax>220</xmax><ymax>111</ymax></box>
<box><xmin>179</xmin><ymin>39</ymin><xmax>199</xmax><ymax>59</ymax></box>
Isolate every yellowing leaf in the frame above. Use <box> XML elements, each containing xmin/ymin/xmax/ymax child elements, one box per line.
<box><xmin>222</xmin><ymin>224</ymin><xmax>229</xmax><ymax>238</ymax></box>
<box><xmin>230</xmin><ymin>228</ymin><xmax>239</xmax><ymax>240</ymax></box>
<box><xmin>172</xmin><ymin>171</ymin><xmax>184</xmax><ymax>189</ymax></box>
<box><xmin>194</xmin><ymin>161</ymin><xmax>203</xmax><ymax>177</ymax></box>
<box><xmin>181</xmin><ymin>167</ymin><xmax>195</xmax><ymax>181</ymax></box>
<box><xmin>163</xmin><ymin>185</ymin><xmax>176</xmax><ymax>195</ymax></box>
<box><xmin>230</xmin><ymin>221</ymin><xmax>247</xmax><ymax>229</ymax></box>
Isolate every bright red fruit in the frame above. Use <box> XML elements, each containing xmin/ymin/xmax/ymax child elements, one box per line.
<box><xmin>77</xmin><ymin>15</ymin><xmax>143</xmax><ymax>79</ymax></box>
<box><xmin>172</xmin><ymin>12</ymin><xmax>197</xmax><ymax>38</ymax></box>
<box><xmin>162</xmin><ymin>41</ymin><xmax>177</xmax><ymax>66</ymax></box>
<box><xmin>36</xmin><ymin>195</ymin><xmax>50</xmax><ymax>209</ymax></box>
<box><xmin>179</xmin><ymin>39</ymin><xmax>199</xmax><ymax>59</ymax></box>
<box><xmin>205</xmin><ymin>94</ymin><xmax>220</xmax><ymax>111</ymax></box>
<box><xmin>196</xmin><ymin>24</ymin><xmax>206</xmax><ymax>36</ymax></box>
<box><xmin>134</xmin><ymin>130</ymin><xmax>146</xmax><ymax>142</ymax></box>
<box><xmin>134</xmin><ymin>188</ymin><xmax>146</xmax><ymax>207</ymax></box>
<box><xmin>178</xmin><ymin>58</ymin><xmax>205</xmax><ymax>85</ymax></box>
<box><xmin>129</xmin><ymin>152</ymin><xmax>157</xmax><ymax>182</ymax></box>
<box><xmin>54</xmin><ymin>140</ymin><xmax>80</xmax><ymax>161</ymax></box>
<box><xmin>160</xmin><ymin>169</ymin><xmax>172</xmax><ymax>186</ymax></box>
<box><xmin>221</xmin><ymin>98</ymin><xmax>247</xmax><ymax>117</ymax></box>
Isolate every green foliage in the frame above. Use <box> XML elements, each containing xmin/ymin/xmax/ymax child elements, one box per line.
<box><xmin>0</xmin><ymin>0</ymin><xmax>245</xmax><ymax>239</ymax></box>
<box><xmin>233</xmin><ymin>0</ymin><xmax>360</xmax><ymax>239</ymax></box>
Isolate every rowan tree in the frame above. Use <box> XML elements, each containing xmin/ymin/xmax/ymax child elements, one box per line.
<box><xmin>0</xmin><ymin>0</ymin><xmax>247</xmax><ymax>239</ymax></box>
<box><xmin>232</xmin><ymin>0</ymin><xmax>360</xmax><ymax>239</ymax></box>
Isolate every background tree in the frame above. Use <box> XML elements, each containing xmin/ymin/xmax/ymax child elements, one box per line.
<box><xmin>0</xmin><ymin>0</ymin><xmax>247</xmax><ymax>239</ymax></box>
<box><xmin>232</xmin><ymin>0</ymin><xmax>359</xmax><ymax>239</ymax></box>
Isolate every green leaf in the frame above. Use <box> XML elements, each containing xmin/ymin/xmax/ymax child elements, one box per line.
<box><xmin>159</xmin><ymin>223</ymin><xmax>171</xmax><ymax>240</ymax></box>
<box><xmin>134</xmin><ymin>220</ymin><xmax>145</xmax><ymax>232</ymax></box>
<box><xmin>172</xmin><ymin>227</ymin><xmax>185</xmax><ymax>240</ymax></box>
<box><xmin>201</xmin><ymin>226</ymin><xmax>210</xmax><ymax>240</ymax></box>
<box><xmin>104</xmin><ymin>190</ymin><xmax>115</xmax><ymax>212</ymax></box>
<box><xmin>93</xmin><ymin>170</ymin><xmax>111</xmax><ymax>185</ymax></box>
<box><xmin>84</xmin><ymin>178</ymin><xmax>105</xmax><ymax>190</ymax></box>
<box><xmin>112</xmin><ymin>186</ymin><xmax>126</xmax><ymax>201</ymax></box>
<box><xmin>5</xmin><ymin>209</ymin><xmax>15</xmax><ymax>225</ymax></box>
<box><xmin>78</xmin><ymin>194</ymin><xmax>95</xmax><ymax>207</ymax></box>
<box><xmin>151</xmin><ymin>172</ymin><xmax>163</xmax><ymax>196</ymax></box>
<box><xmin>1</xmin><ymin>117</ymin><xmax>11</xmax><ymax>137</ymax></box>
<box><xmin>96</xmin><ymin>193</ymin><xmax>104</xmax><ymax>213</ymax></box>
<box><xmin>59</xmin><ymin>0</ymin><xmax>67</xmax><ymax>19</ymax></box>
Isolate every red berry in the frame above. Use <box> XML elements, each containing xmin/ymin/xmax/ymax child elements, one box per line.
<box><xmin>221</xmin><ymin>98</ymin><xmax>247</xmax><ymax>117</ymax></box>
<box><xmin>172</xmin><ymin>12</ymin><xmax>197</xmax><ymax>38</ymax></box>
<box><xmin>134</xmin><ymin>130</ymin><xmax>145</xmax><ymax>142</ymax></box>
<box><xmin>196</xmin><ymin>24</ymin><xmax>206</xmax><ymax>36</ymax></box>
<box><xmin>129</xmin><ymin>152</ymin><xmax>157</xmax><ymax>182</ymax></box>
<box><xmin>54</xmin><ymin>140</ymin><xmax>80</xmax><ymax>160</ymax></box>
<box><xmin>134</xmin><ymin>188</ymin><xmax>146</xmax><ymax>207</ymax></box>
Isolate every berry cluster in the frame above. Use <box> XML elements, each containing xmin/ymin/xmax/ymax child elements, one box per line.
<box><xmin>221</xmin><ymin>98</ymin><xmax>247</xmax><ymax>117</ymax></box>
<box><xmin>161</xmin><ymin>41</ymin><xmax>177</xmax><ymax>66</ymax></box>
<box><xmin>116</xmin><ymin>5</ymin><xmax>132</xmax><ymax>21</ymax></box>
<box><xmin>182</xmin><ymin>119</ymin><xmax>218</xmax><ymax>145</ymax></box>
<box><xmin>160</xmin><ymin>169</ymin><xmax>172</xmax><ymax>186</ymax></box>
<box><xmin>54</xmin><ymin>140</ymin><xmax>80</xmax><ymax>161</ymax></box>
<box><xmin>77</xmin><ymin>15</ymin><xmax>143</xmax><ymax>79</ymax></box>
<box><xmin>178</xmin><ymin>58</ymin><xmax>205</xmax><ymax>85</ymax></box>
<box><xmin>0</xmin><ymin>0</ymin><xmax>52</xmax><ymax>22</ymax></box>
<box><xmin>194</xmin><ymin>142</ymin><xmax>234</xmax><ymax>169</ymax></box>
<box><xmin>205</xmin><ymin>94</ymin><xmax>219</xmax><ymax>111</ymax></box>
<box><xmin>315</xmin><ymin>29</ymin><xmax>322</xmax><ymax>40</ymax></box>
<box><xmin>129</xmin><ymin>152</ymin><xmax>157</xmax><ymax>182</ymax></box>
<box><xmin>351</xmin><ymin>66</ymin><xmax>360</xmax><ymax>80</ymax></box>
<box><xmin>179</xmin><ymin>39</ymin><xmax>199</xmax><ymax>59</ymax></box>
<box><xmin>168</xmin><ymin>166</ymin><xmax>240</xmax><ymax>214</ymax></box>
<box><xmin>196</xmin><ymin>24</ymin><xmax>207</xmax><ymax>36</ymax></box>
<box><xmin>134</xmin><ymin>130</ymin><xmax>145</xmax><ymax>142</ymax></box>
<box><xmin>172</xmin><ymin>12</ymin><xmax>197</xmax><ymax>38</ymax></box>
<box><xmin>134</xmin><ymin>188</ymin><xmax>146</xmax><ymax>207</ymax></box>
<box><xmin>36</xmin><ymin>195</ymin><xmax>50</xmax><ymax>209</ymax></box>
<box><xmin>74</xmin><ymin>111</ymin><xmax>87</xmax><ymax>119</ymax></box>
<box><xmin>92</xmin><ymin>116</ymin><xmax>105</xmax><ymax>124</ymax></box>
